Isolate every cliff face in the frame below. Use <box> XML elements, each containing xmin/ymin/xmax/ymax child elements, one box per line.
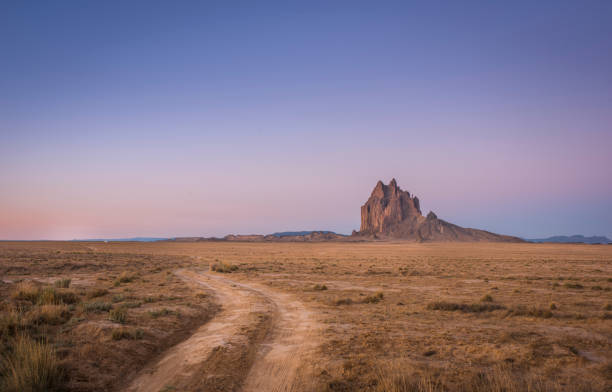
<box><xmin>356</xmin><ymin>179</ymin><xmax>523</xmax><ymax>242</ymax></box>
<box><xmin>360</xmin><ymin>179</ymin><xmax>423</xmax><ymax>234</ymax></box>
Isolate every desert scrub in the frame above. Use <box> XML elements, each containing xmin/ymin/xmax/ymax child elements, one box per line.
<box><xmin>109</xmin><ymin>307</ymin><xmax>127</xmax><ymax>324</ymax></box>
<box><xmin>112</xmin><ymin>294</ymin><xmax>125</xmax><ymax>303</ymax></box>
<box><xmin>0</xmin><ymin>309</ymin><xmax>24</xmax><ymax>338</ymax></box>
<box><xmin>82</xmin><ymin>302</ymin><xmax>112</xmax><ymax>313</ymax></box>
<box><xmin>334</xmin><ymin>298</ymin><xmax>353</xmax><ymax>306</ymax></box>
<box><xmin>87</xmin><ymin>288</ymin><xmax>109</xmax><ymax>298</ymax></box>
<box><xmin>148</xmin><ymin>308</ymin><xmax>174</xmax><ymax>318</ymax></box>
<box><xmin>362</xmin><ymin>292</ymin><xmax>384</xmax><ymax>304</ymax></box>
<box><xmin>313</xmin><ymin>284</ymin><xmax>328</xmax><ymax>291</ymax></box>
<box><xmin>505</xmin><ymin>305</ymin><xmax>553</xmax><ymax>318</ymax></box>
<box><xmin>53</xmin><ymin>278</ymin><xmax>71</xmax><ymax>288</ymax></box>
<box><xmin>113</xmin><ymin>272</ymin><xmax>136</xmax><ymax>286</ymax></box>
<box><xmin>11</xmin><ymin>282</ymin><xmax>41</xmax><ymax>303</ymax></box>
<box><xmin>427</xmin><ymin>301</ymin><xmax>505</xmax><ymax>313</ymax></box>
<box><xmin>481</xmin><ymin>294</ymin><xmax>493</xmax><ymax>302</ymax></box>
<box><xmin>374</xmin><ymin>363</ymin><xmax>592</xmax><ymax>392</ymax></box>
<box><xmin>0</xmin><ymin>335</ymin><xmax>63</xmax><ymax>392</ymax></box>
<box><xmin>27</xmin><ymin>305</ymin><xmax>70</xmax><ymax>325</ymax></box>
<box><xmin>563</xmin><ymin>282</ymin><xmax>584</xmax><ymax>289</ymax></box>
<box><xmin>13</xmin><ymin>284</ymin><xmax>79</xmax><ymax>306</ymax></box>
<box><xmin>209</xmin><ymin>261</ymin><xmax>238</xmax><ymax>273</ymax></box>
<box><xmin>111</xmin><ymin>328</ymin><xmax>144</xmax><ymax>341</ymax></box>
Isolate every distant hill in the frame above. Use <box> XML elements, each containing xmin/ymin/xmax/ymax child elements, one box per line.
<box><xmin>527</xmin><ymin>235</ymin><xmax>611</xmax><ymax>244</ymax></box>
<box><xmin>269</xmin><ymin>231</ymin><xmax>338</xmax><ymax>237</ymax></box>
<box><xmin>72</xmin><ymin>237</ymin><xmax>169</xmax><ymax>242</ymax></box>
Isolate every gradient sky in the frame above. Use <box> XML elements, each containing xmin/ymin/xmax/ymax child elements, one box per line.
<box><xmin>1</xmin><ymin>1</ymin><xmax>611</xmax><ymax>240</ymax></box>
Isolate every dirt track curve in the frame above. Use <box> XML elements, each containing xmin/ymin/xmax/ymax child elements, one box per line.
<box><xmin>124</xmin><ymin>269</ymin><xmax>322</xmax><ymax>392</ymax></box>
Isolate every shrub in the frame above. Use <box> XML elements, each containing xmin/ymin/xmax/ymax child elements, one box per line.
<box><xmin>12</xmin><ymin>283</ymin><xmax>40</xmax><ymax>303</ymax></box>
<box><xmin>374</xmin><ymin>363</ymin><xmax>590</xmax><ymax>392</ymax></box>
<box><xmin>363</xmin><ymin>292</ymin><xmax>384</xmax><ymax>304</ymax></box>
<box><xmin>506</xmin><ymin>305</ymin><xmax>553</xmax><ymax>318</ymax></box>
<box><xmin>563</xmin><ymin>282</ymin><xmax>584</xmax><ymax>289</ymax></box>
<box><xmin>82</xmin><ymin>302</ymin><xmax>112</xmax><ymax>313</ymax></box>
<box><xmin>53</xmin><ymin>279</ymin><xmax>71</xmax><ymax>288</ymax></box>
<box><xmin>37</xmin><ymin>288</ymin><xmax>58</xmax><ymax>305</ymax></box>
<box><xmin>27</xmin><ymin>305</ymin><xmax>70</xmax><ymax>325</ymax></box>
<box><xmin>111</xmin><ymin>328</ymin><xmax>144</xmax><ymax>341</ymax></box>
<box><xmin>0</xmin><ymin>310</ymin><xmax>22</xmax><ymax>338</ymax></box>
<box><xmin>313</xmin><ymin>284</ymin><xmax>328</xmax><ymax>291</ymax></box>
<box><xmin>0</xmin><ymin>335</ymin><xmax>63</xmax><ymax>392</ymax></box>
<box><xmin>209</xmin><ymin>261</ymin><xmax>238</xmax><ymax>273</ymax></box>
<box><xmin>334</xmin><ymin>298</ymin><xmax>353</xmax><ymax>306</ymax></box>
<box><xmin>112</xmin><ymin>294</ymin><xmax>125</xmax><ymax>303</ymax></box>
<box><xmin>481</xmin><ymin>294</ymin><xmax>493</xmax><ymax>302</ymax></box>
<box><xmin>148</xmin><ymin>308</ymin><xmax>173</xmax><ymax>318</ymax></box>
<box><xmin>25</xmin><ymin>287</ymin><xmax>79</xmax><ymax>306</ymax></box>
<box><xmin>109</xmin><ymin>308</ymin><xmax>127</xmax><ymax>324</ymax></box>
<box><xmin>427</xmin><ymin>301</ymin><xmax>505</xmax><ymax>313</ymax></box>
<box><xmin>87</xmin><ymin>288</ymin><xmax>108</xmax><ymax>299</ymax></box>
<box><xmin>113</xmin><ymin>272</ymin><xmax>136</xmax><ymax>286</ymax></box>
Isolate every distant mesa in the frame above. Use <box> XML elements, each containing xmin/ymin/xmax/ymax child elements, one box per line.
<box><xmin>224</xmin><ymin>231</ymin><xmax>345</xmax><ymax>242</ymax></box>
<box><xmin>527</xmin><ymin>235</ymin><xmax>611</xmax><ymax>244</ymax></box>
<box><xmin>353</xmin><ymin>179</ymin><xmax>523</xmax><ymax>242</ymax></box>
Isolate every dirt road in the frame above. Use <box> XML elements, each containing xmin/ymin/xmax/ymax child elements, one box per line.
<box><xmin>124</xmin><ymin>269</ymin><xmax>322</xmax><ymax>392</ymax></box>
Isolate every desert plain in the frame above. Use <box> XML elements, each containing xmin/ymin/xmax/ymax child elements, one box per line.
<box><xmin>1</xmin><ymin>240</ymin><xmax>610</xmax><ymax>391</ymax></box>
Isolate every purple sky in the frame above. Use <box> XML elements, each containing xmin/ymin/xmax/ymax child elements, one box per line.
<box><xmin>1</xmin><ymin>1</ymin><xmax>611</xmax><ymax>240</ymax></box>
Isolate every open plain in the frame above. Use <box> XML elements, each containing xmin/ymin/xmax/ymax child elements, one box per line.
<box><xmin>1</xmin><ymin>241</ymin><xmax>611</xmax><ymax>391</ymax></box>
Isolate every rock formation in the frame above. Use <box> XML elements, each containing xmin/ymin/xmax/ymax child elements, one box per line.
<box><xmin>355</xmin><ymin>179</ymin><xmax>523</xmax><ymax>242</ymax></box>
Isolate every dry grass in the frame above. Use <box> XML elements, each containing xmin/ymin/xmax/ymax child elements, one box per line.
<box><xmin>108</xmin><ymin>307</ymin><xmax>127</xmax><ymax>323</ymax></box>
<box><xmin>374</xmin><ymin>362</ymin><xmax>600</xmax><ymax>392</ymax></box>
<box><xmin>1</xmin><ymin>241</ymin><xmax>610</xmax><ymax>391</ymax></box>
<box><xmin>53</xmin><ymin>278</ymin><xmax>71</xmax><ymax>288</ymax></box>
<box><xmin>0</xmin><ymin>243</ymin><xmax>217</xmax><ymax>391</ymax></box>
<box><xmin>427</xmin><ymin>301</ymin><xmax>505</xmax><ymax>312</ymax></box>
<box><xmin>111</xmin><ymin>328</ymin><xmax>144</xmax><ymax>341</ymax></box>
<box><xmin>209</xmin><ymin>260</ymin><xmax>238</xmax><ymax>273</ymax></box>
<box><xmin>0</xmin><ymin>335</ymin><xmax>63</xmax><ymax>392</ymax></box>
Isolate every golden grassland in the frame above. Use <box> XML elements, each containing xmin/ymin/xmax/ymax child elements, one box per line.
<box><xmin>1</xmin><ymin>241</ymin><xmax>611</xmax><ymax>391</ymax></box>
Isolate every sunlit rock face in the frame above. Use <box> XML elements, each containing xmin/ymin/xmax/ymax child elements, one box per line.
<box><xmin>356</xmin><ymin>179</ymin><xmax>524</xmax><ymax>242</ymax></box>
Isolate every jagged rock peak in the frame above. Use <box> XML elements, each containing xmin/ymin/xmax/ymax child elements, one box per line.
<box><xmin>355</xmin><ymin>179</ymin><xmax>525</xmax><ymax>242</ymax></box>
<box><xmin>360</xmin><ymin>179</ymin><xmax>421</xmax><ymax>234</ymax></box>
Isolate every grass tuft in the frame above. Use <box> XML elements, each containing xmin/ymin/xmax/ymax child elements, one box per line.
<box><xmin>53</xmin><ymin>278</ymin><xmax>71</xmax><ymax>288</ymax></box>
<box><xmin>0</xmin><ymin>335</ymin><xmax>63</xmax><ymax>392</ymax></box>
<box><xmin>505</xmin><ymin>305</ymin><xmax>553</xmax><ymax>318</ymax></box>
<box><xmin>82</xmin><ymin>302</ymin><xmax>112</xmax><ymax>313</ymax></box>
<box><xmin>87</xmin><ymin>288</ymin><xmax>108</xmax><ymax>299</ymax></box>
<box><xmin>111</xmin><ymin>328</ymin><xmax>144</xmax><ymax>341</ymax></box>
<box><xmin>109</xmin><ymin>307</ymin><xmax>127</xmax><ymax>324</ymax></box>
<box><xmin>563</xmin><ymin>282</ymin><xmax>584</xmax><ymax>289</ymax></box>
<box><xmin>481</xmin><ymin>294</ymin><xmax>494</xmax><ymax>302</ymax></box>
<box><xmin>427</xmin><ymin>301</ymin><xmax>505</xmax><ymax>313</ymax></box>
<box><xmin>209</xmin><ymin>261</ymin><xmax>238</xmax><ymax>273</ymax></box>
<box><xmin>363</xmin><ymin>292</ymin><xmax>384</xmax><ymax>304</ymax></box>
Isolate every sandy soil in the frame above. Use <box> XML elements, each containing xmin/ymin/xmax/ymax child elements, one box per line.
<box><xmin>125</xmin><ymin>269</ymin><xmax>322</xmax><ymax>392</ymax></box>
<box><xmin>2</xmin><ymin>241</ymin><xmax>610</xmax><ymax>391</ymax></box>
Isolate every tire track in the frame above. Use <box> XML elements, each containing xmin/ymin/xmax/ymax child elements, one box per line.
<box><xmin>124</xmin><ymin>269</ymin><xmax>321</xmax><ymax>392</ymax></box>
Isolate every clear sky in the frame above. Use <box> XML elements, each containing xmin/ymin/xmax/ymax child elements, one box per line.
<box><xmin>1</xmin><ymin>1</ymin><xmax>611</xmax><ymax>240</ymax></box>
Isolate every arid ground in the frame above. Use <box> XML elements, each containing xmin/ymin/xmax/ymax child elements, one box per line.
<box><xmin>1</xmin><ymin>241</ymin><xmax>610</xmax><ymax>391</ymax></box>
